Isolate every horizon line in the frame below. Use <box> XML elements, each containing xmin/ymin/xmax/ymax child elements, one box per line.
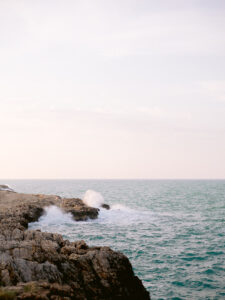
<box><xmin>1</xmin><ymin>178</ymin><xmax>225</xmax><ymax>181</ymax></box>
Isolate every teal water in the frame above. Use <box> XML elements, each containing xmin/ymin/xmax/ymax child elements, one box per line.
<box><xmin>6</xmin><ymin>179</ymin><xmax>225</xmax><ymax>299</ymax></box>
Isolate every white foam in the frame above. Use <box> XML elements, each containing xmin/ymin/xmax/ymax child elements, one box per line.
<box><xmin>97</xmin><ymin>203</ymin><xmax>152</xmax><ymax>225</ymax></box>
<box><xmin>32</xmin><ymin>205</ymin><xmax>74</xmax><ymax>226</ymax></box>
<box><xmin>29</xmin><ymin>202</ymin><xmax>153</xmax><ymax>232</ymax></box>
<box><xmin>110</xmin><ymin>203</ymin><xmax>131</xmax><ymax>211</ymax></box>
<box><xmin>83</xmin><ymin>190</ymin><xmax>104</xmax><ymax>208</ymax></box>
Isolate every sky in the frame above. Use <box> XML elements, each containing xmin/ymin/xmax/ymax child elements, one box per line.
<box><xmin>0</xmin><ymin>0</ymin><xmax>225</xmax><ymax>179</ymax></box>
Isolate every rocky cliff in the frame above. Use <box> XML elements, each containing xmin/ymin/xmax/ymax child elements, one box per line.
<box><xmin>0</xmin><ymin>187</ymin><xmax>150</xmax><ymax>299</ymax></box>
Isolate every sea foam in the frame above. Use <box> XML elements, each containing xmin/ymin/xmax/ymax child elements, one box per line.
<box><xmin>33</xmin><ymin>205</ymin><xmax>74</xmax><ymax>226</ymax></box>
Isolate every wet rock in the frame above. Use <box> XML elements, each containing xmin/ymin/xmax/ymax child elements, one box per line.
<box><xmin>101</xmin><ymin>203</ymin><xmax>110</xmax><ymax>210</ymax></box>
<box><xmin>61</xmin><ymin>198</ymin><xmax>99</xmax><ymax>221</ymax></box>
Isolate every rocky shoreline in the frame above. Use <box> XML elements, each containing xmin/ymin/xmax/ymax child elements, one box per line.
<box><xmin>0</xmin><ymin>185</ymin><xmax>150</xmax><ymax>299</ymax></box>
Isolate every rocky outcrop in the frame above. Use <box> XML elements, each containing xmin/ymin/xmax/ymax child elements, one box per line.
<box><xmin>0</xmin><ymin>184</ymin><xmax>14</xmax><ymax>192</ymax></box>
<box><xmin>0</xmin><ymin>191</ymin><xmax>99</xmax><ymax>232</ymax></box>
<box><xmin>0</xmin><ymin>189</ymin><xmax>150</xmax><ymax>299</ymax></box>
<box><xmin>61</xmin><ymin>198</ymin><xmax>99</xmax><ymax>221</ymax></box>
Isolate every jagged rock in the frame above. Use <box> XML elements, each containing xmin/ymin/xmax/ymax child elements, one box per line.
<box><xmin>0</xmin><ymin>188</ymin><xmax>150</xmax><ymax>299</ymax></box>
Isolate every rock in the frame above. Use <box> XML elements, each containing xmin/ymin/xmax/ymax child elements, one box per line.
<box><xmin>101</xmin><ymin>203</ymin><xmax>110</xmax><ymax>210</ymax></box>
<box><xmin>0</xmin><ymin>187</ymin><xmax>150</xmax><ymax>299</ymax></box>
<box><xmin>0</xmin><ymin>184</ymin><xmax>14</xmax><ymax>192</ymax></box>
<box><xmin>61</xmin><ymin>198</ymin><xmax>99</xmax><ymax>221</ymax></box>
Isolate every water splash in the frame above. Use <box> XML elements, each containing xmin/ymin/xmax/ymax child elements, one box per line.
<box><xmin>30</xmin><ymin>205</ymin><xmax>75</xmax><ymax>228</ymax></box>
<box><xmin>83</xmin><ymin>190</ymin><xmax>104</xmax><ymax>208</ymax></box>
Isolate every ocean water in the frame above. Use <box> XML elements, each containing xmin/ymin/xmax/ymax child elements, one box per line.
<box><xmin>5</xmin><ymin>179</ymin><xmax>225</xmax><ymax>299</ymax></box>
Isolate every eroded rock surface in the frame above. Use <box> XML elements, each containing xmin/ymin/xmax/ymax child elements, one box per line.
<box><xmin>0</xmin><ymin>189</ymin><xmax>150</xmax><ymax>299</ymax></box>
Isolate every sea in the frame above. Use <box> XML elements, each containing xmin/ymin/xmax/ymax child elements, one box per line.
<box><xmin>4</xmin><ymin>179</ymin><xmax>225</xmax><ymax>299</ymax></box>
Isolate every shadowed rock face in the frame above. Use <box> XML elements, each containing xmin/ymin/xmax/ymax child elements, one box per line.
<box><xmin>0</xmin><ymin>189</ymin><xmax>150</xmax><ymax>299</ymax></box>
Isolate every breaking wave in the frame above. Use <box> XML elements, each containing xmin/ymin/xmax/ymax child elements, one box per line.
<box><xmin>83</xmin><ymin>190</ymin><xmax>104</xmax><ymax>208</ymax></box>
<box><xmin>30</xmin><ymin>205</ymin><xmax>75</xmax><ymax>228</ymax></box>
<box><xmin>29</xmin><ymin>190</ymin><xmax>152</xmax><ymax>232</ymax></box>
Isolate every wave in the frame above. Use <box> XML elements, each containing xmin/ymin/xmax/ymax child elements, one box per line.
<box><xmin>98</xmin><ymin>204</ymin><xmax>152</xmax><ymax>225</ymax></box>
<box><xmin>82</xmin><ymin>190</ymin><xmax>134</xmax><ymax>212</ymax></box>
<box><xmin>29</xmin><ymin>190</ymin><xmax>152</xmax><ymax>230</ymax></box>
<box><xmin>110</xmin><ymin>203</ymin><xmax>132</xmax><ymax>211</ymax></box>
<box><xmin>83</xmin><ymin>190</ymin><xmax>105</xmax><ymax>208</ymax></box>
<box><xmin>31</xmin><ymin>205</ymin><xmax>75</xmax><ymax>227</ymax></box>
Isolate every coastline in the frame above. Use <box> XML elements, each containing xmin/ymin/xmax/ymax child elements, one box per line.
<box><xmin>0</xmin><ymin>186</ymin><xmax>150</xmax><ymax>299</ymax></box>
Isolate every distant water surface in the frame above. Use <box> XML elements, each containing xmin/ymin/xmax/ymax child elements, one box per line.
<box><xmin>5</xmin><ymin>179</ymin><xmax>225</xmax><ymax>299</ymax></box>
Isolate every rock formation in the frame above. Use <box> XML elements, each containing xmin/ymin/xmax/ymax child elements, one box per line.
<box><xmin>0</xmin><ymin>188</ymin><xmax>150</xmax><ymax>299</ymax></box>
<box><xmin>0</xmin><ymin>184</ymin><xmax>14</xmax><ymax>192</ymax></box>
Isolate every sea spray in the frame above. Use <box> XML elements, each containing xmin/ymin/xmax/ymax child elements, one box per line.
<box><xmin>31</xmin><ymin>205</ymin><xmax>75</xmax><ymax>227</ymax></box>
<box><xmin>83</xmin><ymin>190</ymin><xmax>105</xmax><ymax>208</ymax></box>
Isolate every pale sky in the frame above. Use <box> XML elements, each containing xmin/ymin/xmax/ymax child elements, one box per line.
<box><xmin>0</xmin><ymin>0</ymin><xmax>225</xmax><ymax>179</ymax></box>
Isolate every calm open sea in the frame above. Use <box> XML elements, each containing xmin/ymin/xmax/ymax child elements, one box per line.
<box><xmin>5</xmin><ymin>179</ymin><xmax>225</xmax><ymax>299</ymax></box>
